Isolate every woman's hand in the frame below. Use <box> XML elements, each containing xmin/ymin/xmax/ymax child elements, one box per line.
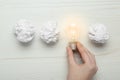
<box><xmin>66</xmin><ymin>42</ymin><xmax>98</xmax><ymax>80</ymax></box>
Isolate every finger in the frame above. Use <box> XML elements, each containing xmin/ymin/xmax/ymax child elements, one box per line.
<box><xmin>85</xmin><ymin>48</ymin><xmax>96</xmax><ymax>64</ymax></box>
<box><xmin>92</xmin><ymin>55</ymin><xmax>96</xmax><ymax>65</ymax></box>
<box><xmin>91</xmin><ymin>53</ymin><xmax>97</xmax><ymax>65</ymax></box>
<box><xmin>76</xmin><ymin>42</ymin><xmax>91</xmax><ymax>63</ymax></box>
<box><xmin>66</xmin><ymin>46</ymin><xmax>75</xmax><ymax>65</ymax></box>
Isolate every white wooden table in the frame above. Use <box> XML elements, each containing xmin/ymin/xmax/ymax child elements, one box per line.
<box><xmin>0</xmin><ymin>0</ymin><xmax>120</xmax><ymax>80</ymax></box>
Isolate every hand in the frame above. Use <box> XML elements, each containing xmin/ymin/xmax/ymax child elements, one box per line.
<box><xmin>66</xmin><ymin>42</ymin><xmax>98</xmax><ymax>80</ymax></box>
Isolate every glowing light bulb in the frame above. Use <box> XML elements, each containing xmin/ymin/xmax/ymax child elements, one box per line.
<box><xmin>66</xmin><ymin>23</ymin><xmax>80</xmax><ymax>50</ymax></box>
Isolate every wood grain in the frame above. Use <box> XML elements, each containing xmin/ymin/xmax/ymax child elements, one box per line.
<box><xmin>0</xmin><ymin>0</ymin><xmax>120</xmax><ymax>80</ymax></box>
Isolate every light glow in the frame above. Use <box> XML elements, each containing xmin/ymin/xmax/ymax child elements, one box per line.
<box><xmin>65</xmin><ymin>23</ymin><xmax>80</xmax><ymax>43</ymax></box>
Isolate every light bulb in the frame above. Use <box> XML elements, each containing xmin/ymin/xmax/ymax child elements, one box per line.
<box><xmin>65</xmin><ymin>23</ymin><xmax>80</xmax><ymax>50</ymax></box>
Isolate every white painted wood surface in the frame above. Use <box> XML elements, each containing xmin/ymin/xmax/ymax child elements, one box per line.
<box><xmin>0</xmin><ymin>0</ymin><xmax>120</xmax><ymax>80</ymax></box>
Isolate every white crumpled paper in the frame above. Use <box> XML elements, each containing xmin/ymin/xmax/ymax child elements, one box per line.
<box><xmin>40</xmin><ymin>21</ymin><xmax>59</xmax><ymax>44</ymax></box>
<box><xmin>14</xmin><ymin>19</ymin><xmax>35</xmax><ymax>43</ymax></box>
<box><xmin>88</xmin><ymin>24</ymin><xmax>109</xmax><ymax>44</ymax></box>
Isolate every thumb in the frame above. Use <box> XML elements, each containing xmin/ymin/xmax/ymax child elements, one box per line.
<box><xmin>66</xmin><ymin>46</ymin><xmax>75</xmax><ymax>65</ymax></box>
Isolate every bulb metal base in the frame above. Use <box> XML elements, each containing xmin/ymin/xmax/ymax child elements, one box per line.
<box><xmin>69</xmin><ymin>42</ymin><xmax>77</xmax><ymax>50</ymax></box>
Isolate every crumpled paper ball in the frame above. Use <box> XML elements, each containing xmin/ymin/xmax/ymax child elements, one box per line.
<box><xmin>88</xmin><ymin>24</ymin><xmax>109</xmax><ymax>44</ymax></box>
<box><xmin>40</xmin><ymin>21</ymin><xmax>59</xmax><ymax>44</ymax></box>
<box><xmin>14</xmin><ymin>19</ymin><xmax>35</xmax><ymax>43</ymax></box>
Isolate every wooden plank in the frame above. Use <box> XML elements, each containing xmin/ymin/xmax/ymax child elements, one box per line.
<box><xmin>0</xmin><ymin>0</ymin><xmax>120</xmax><ymax>80</ymax></box>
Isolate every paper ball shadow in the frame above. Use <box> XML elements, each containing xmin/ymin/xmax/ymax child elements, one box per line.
<box><xmin>17</xmin><ymin>38</ymin><xmax>34</xmax><ymax>47</ymax></box>
<box><xmin>40</xmin><ymin>38</ymin><xmax>59</xmax><ymax>47</ymax></box>
<box><xmin>88</xmin><ymin>39</ymin><xmax>107</xmax><ymax>47</ymax></box>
